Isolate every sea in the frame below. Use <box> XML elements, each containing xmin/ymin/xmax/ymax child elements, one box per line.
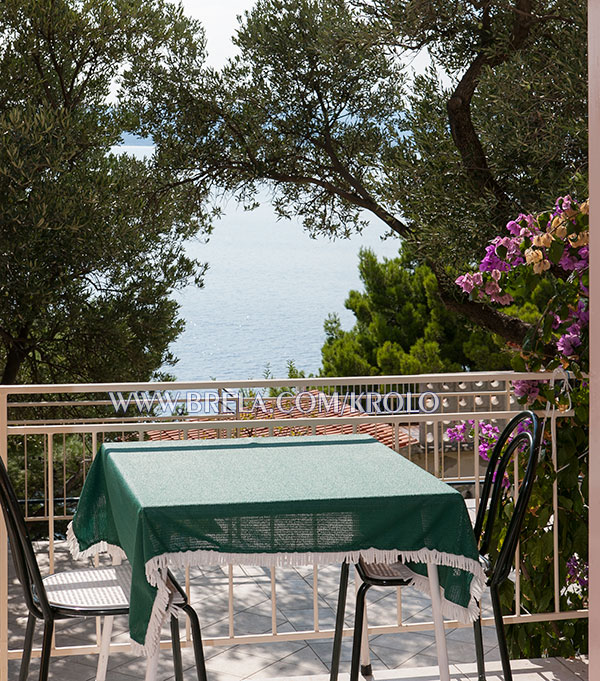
<box><xmin>117</xmin><ymin>144</ymin><xmax>400</xmax><ymax>381</ymax></box>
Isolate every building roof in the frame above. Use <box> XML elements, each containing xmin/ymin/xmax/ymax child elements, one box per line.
<box><xmin>147</xmin><ymin>389</ymin><xmax>417</xmax><ymax>451</ymax></box>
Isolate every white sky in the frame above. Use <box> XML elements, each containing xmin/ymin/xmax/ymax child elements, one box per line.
<box><xmin>180</xmin><ymin>0</ymin><xmax>252</xmax><ymax>68</ymax></box>
<box><xmin>178</xmin><ymin>1</ymin><xmax>437</xmax><ymax>79</ymax></box>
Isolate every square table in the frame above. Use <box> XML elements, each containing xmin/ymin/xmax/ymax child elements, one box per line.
<box><xmin>68</xmin><ymin>434</ymin><xmax>485</xmax><ymax>680</ymax></box>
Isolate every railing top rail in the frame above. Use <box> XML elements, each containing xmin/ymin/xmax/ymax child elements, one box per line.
<box><xmin>8</xmin><ymin>386</ymin><xmax>511</xmax><ymax>409</ymax></box>
<box><xmin>5</xmin><ymin>408</ymin><xmax>572</xmax><ymax>435</ymax></box>
<box><xmin>0</xmin><ymin>370</ymin><xmax>570</xmax><ymax>396</ymax></box>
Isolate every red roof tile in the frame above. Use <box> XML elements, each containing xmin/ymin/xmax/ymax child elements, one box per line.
<box><xmin>147</xmin><ymin>390</ymin><xmax>417</xmax><ymax>450</ymax></box>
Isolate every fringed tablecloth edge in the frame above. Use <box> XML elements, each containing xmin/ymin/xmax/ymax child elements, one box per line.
<box><xmin>66</xmin><ymin>520</ymin><xmax>127</xmax><ymax>563</ymax></box>
<box><xmin>66</xmin><ymin>529</ymin><xmax>485</xmax><ymax>656</ymax></box>
<box><xmin>144</xmin><ymin>546</ymin><xmax>485</xmax><ymax>634</ymax></box>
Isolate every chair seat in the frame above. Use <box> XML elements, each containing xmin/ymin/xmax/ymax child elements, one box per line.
<box><xmin>40</xmin><ymin>564</ymin><xmax>185</xmax><ymax>612</ymax></box>
<box><xmin>42</xmin><ymin>565</ymin><xmax>132</xmax><ymax>611</ymax></box>
<box><xmin>358</xmin><ymin>559</ymin><xmax>414</xmax><ymax>585</ymax></box>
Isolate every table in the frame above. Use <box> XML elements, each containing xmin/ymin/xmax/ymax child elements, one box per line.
<box><xmin>68</xmin><ymin>434</ymin><xmax>485</xmax><ymax>679</ymax></box>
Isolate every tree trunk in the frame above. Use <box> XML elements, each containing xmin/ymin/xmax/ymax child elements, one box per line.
<box><xmin>1</xmin><ymin>338</ymin><xmax>29</xmax><ymax>384</ymax></box>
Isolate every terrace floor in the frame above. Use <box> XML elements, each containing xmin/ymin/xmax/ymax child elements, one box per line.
<box><xmin>7</xmin><ymin>541</ymin><xmax>588</xmax><ymax>681</ymax></box>
<box><xmin>6</xmin><ymin>657</ymin><xmax>589</xmax><ymax>681</ymax></box>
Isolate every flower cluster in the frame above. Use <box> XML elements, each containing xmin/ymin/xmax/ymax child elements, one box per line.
<box><xmin>454</xmin><ymin>196</ymin><xmax>589</xmax><ymax>656</ymax></box>
<box><xmin>445</xmin><ymin>421</ymin><xmax>470</xmax><ymax>442</ymax></box>
<box><xmin>447</xmin><ymin>419</ymin><xmax>501</xmax><ymax>460</ymax></box>
<box><xmin>455</xmin><ymin>196</ymin><xmax>589</xmax><ymax>368</ymax></box>
<box><xmin>455</xmin><ymin>269</ymin><xmax>513</xmax><ymax>304</ymax></box>
<box><xmin>478</xmin><ymin>421</ymin><xmax>501</xmax><ymax>461</ymax></box>
<box><xmin>446</xmin><ymin>418</ymin><xmax>537</xmax><ymax>490</ymax></box>
<box><xmin>566</xmin><ymin>554</ymin><xmax>588</xmax><ymax>591</ymax></box>
<box><xmin>556</xmin><ymin>299</ymin><xmax>589</xmax><ymax>358</ymax></box>
<box><xmin>513</xmin><ymin>380</ymin><xmax>542</xmax><ymax>406</ymax></box>
<box><xmin>480</xmin><ymin>235</ymin><xmax>524</xmax><ymax>272</ymax></box>
<box><xmin>457</xmin><ymin>196</ymin><xmax>589</xmax><ymax>298</ymax></box>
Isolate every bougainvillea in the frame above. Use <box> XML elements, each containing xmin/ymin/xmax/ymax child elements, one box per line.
<box><xmin>566</xmin><ymin>554</ymin><xmax>589</xmax><ymax>592</ymax></box>
<box><xmin>456</xmin><ymin>196</ymin><xmax>589</xmax><ymax>368</ymax></box>
<box><xmin>446</xmin><ymin>419</ymin><xmax>502</xmax><ymax>461</ymax></box>
<box><xmin>451</xmin><ymin>196</ymin><xmax>588</xmax><ymax>659</ymax></box>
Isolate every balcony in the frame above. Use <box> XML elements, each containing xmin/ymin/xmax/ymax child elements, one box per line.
<box><xmin>0</xmin><ymin>372</ymin><xmax>588</xmax><ymax>680</ymax></box>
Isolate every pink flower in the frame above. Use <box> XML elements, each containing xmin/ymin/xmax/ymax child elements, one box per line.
<box><xmin>506</xmin><ymin>220</ymin><xmax>521</xmax><ymax>236</ymax></box>
<box><xmin>456</xmin><ymin>273</ymin><xmax>475</xmax><ymax>293</ymax></box>
<box><xmin>557</xmin><ymin>195</ymin><xmax>573</xmax><ymax>212</ymax></box>
<box><xmin>493</xmin><ymin>292</ymin><xmax>513</xmax><ymax>305</ymax></box>
<box><xmin>446</xmin><ymin>422</ymin><xmax>470</xmax><ymax>442</ymax></box>
<box><xmin>514</xmin><ymin>380</ymin><xmax>541</xmax><ymax>405</ymax></box>
<box><xmin>485</xmin><ymin>280</ymin><xmax>500</xmax><ymax>296</ymax></box>
<box><xmin>557</xmin><ymin>330</ymin><xmax>582</xmax><ymax>357</ymax></box>
<box><xmin>558</xmin><ymin>249</ymin><xmax>579</xmax><ymax>271</ymax></box>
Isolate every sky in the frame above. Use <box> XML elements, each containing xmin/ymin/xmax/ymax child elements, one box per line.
<box><xmin>178</xmin><ymin>1</ymin><xmax>435</xmax><ymax>78</ymax></box>
<box><xmin>180</xmin><ymin>1</ymin><xmax>252</xmax><ymax>68</ymax></box>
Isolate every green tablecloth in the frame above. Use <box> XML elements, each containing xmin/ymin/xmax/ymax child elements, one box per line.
<box><xmin>68</xmin><ymin>434</ymin><xmax>484</xmax><ymax>654</ymax></box>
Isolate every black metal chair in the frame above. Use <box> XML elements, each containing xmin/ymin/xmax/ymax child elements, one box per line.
<box><xmin>0</xmin><ymin>455</ymin><xmax>208</xmax><ymax>681</ymax></box>
<box><xmin>350</xmin><ymin>558</ymin><xmax>414</xmax><ymax>679</ymax></box>
<box><xmin>348</xmin><ymin>410</ymin><xmax>541</xmax><ymax>681</ymax></box>
<box><xmin>472</xmin><ymin>410</ymin><xmax>541</xmax><ymax>681</ymax></box>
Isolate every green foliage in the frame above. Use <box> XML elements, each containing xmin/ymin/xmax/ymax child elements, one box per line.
<box><xmin>495</xmin><ymin>415</ymin><xmax>588</xmax><ymax>658</ymax></box>
<box><xmin>456</xmin><ymin>198</ymin><xmax>589</xmax><ymax>658</ymax></box>
<box><xmin>127</xmin><ymin>0</ymin><xmax>586</xmax><ymax>275</ymax></box>
<box><xmin>320</xmin><ymin>247</ymin><xmax>510</xmax><ymax>376</ymax></box>
<box><xmin>0</xmin><ymin>0</ymin><xmax>211</xmax><ymax>384</ymax></box>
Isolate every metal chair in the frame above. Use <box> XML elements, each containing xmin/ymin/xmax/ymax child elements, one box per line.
<box><xmin>472</xmin><ymin>410</ymin><xmax>540</xmax><ymax>681</ymax></box>
<box><xmin>0</xmin><ymin>455</ymin><xmax>208</xmax><ymax>681</ymax></box>
<box><xmin>349</xmin><ymin>410</ymin><xmax>540</xmax><ymax>681</ymax></box>
<box><xmin>350</xmin><ymin>558</ymin><xmax>414</xmax><ymax>679</ymax></box>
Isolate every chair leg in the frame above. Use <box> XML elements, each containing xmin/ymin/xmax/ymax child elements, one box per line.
<box><xmin>359</xmin><ymin>611</ymin><xmax>373</xmax><ymax>678</ymax></box>
<box><xmin>182</xmin><ymin>604</ymin><xmax>208</xmax><ymax>681</ymax></box>
<box><xmin>96</xmin><ymin>615</ymin><xmax>114</xmax><ymax>681</ymax></box>
<box><xmin>170</xmin><ymin>615</ymin><xmax>184</xmax><ymax>681</ymax></box>
<box><xmin>356</xmin><ymin>573</ymin><xmax>372</xmax><ymax>679</ymax></box>
<box><xmin>350</xmin><ymin>582</ymin><xmax>371</xmax><ymax>681</ymax></box>
<box><xmin>473</xmin><ymin>613</ymin><xmax>486</xmax><ymax>681</ymax></box>
<box><xmin>19</xmin><ymin>613</ymin><xmax>36</xmax><ymax>681</ymax></box>
<box><xmin>427</xmin><ymin>563</ymin><xmax>450</xmax><ymax>681</ymax></box>
<box><xmin>330</xmin><ymin>561</ymin><xmax>349</xmax><ymax>681</ymax></box>
<box><xmin>491</xmin><ymin>585</ymin><xmax>513</xmax><ymax>681</ymax></box>
<box><xmin>38</xmin><ymin>619</ymin><xmax>54</xmax><ymax>681</ymax></box>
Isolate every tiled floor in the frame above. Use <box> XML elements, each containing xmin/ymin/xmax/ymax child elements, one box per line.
<box><xmin>6</xmin><ymin>542</ymin><xmax>587</xmax><ymax>681</ymax></box>
<box><xmin>266</xmin><ymin>657</ymin><xmax>589</xmax><ymax>680</ymax></box>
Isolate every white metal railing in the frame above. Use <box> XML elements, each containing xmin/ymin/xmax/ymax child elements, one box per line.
<box><xmin>0</xmin><ymin>371</ymin><xmax>588</xmax><ymax>680</ymax></box>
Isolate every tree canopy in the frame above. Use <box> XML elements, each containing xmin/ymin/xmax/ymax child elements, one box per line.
<box><xmin>0</xmin><ymin>0</ymin><xmax>210</xmax><ymax>384</ymax></box>
<box><xmin>320</xmin><ymin>247</ymin><xmax>511</xmax><ymax>376</ymax></box>
<box><xmin>127</xmin><ymin>0</ymin><xmax>587</xmax><ymax>356</ymax></box>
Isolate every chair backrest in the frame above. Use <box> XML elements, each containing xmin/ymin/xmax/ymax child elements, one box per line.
<box><xmin>473</xmin><ymin>410</ymin><xmax>541</xmax><ymax>587</ymax></box>
<box><xmin>0</xmin><ymin>455</ymin><xmax>51</xmax><ymax>619</ymax></box>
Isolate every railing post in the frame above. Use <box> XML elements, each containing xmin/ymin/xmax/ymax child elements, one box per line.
<box><xmin>0</xmin><ymin>389</ymin><xmax>8</xmax><ymax>681</ymax></box>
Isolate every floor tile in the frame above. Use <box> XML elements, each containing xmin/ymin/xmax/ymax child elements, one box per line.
<box><xmin>237</xmin><ymin>635</ymin><xmax>307</xmax><ymax>663</ymax></box>
<box><xmin>455</xmin><ymin>657</ymin><xmax>587</xmax><ymax>680</ymax></box>
<box><xmin>307</xmin><ymin>635</ymin><xmax>386</xmax><ymax>668</ymax></box>
<box><xmin>9</xmin><ymin>656</ymin><xmax>102</xmax><ymax>681</ymax></box>
<box><xmin>108</xmin><ymin>647</ymin><xmax>200</xmax><ymax>679</ymax></box>
<box><xmin>446</xmin><ymin>623</ymin><xmax>497</xmax><ymax>649</ymax></box>
<box><xmin>282</xmin><ymin>605</ymin><xmax>338</xmax><ymax>633</ymax></box>
<box><xmin>556</xmin><ymin>656</ymin><xmax>588</xmax><ymax>679</ymax></box>
<box><xmin>369</xmin><ymin>635</ymin><xmax>439</xmax><ymax>670</ymax></box>
<box><xmin>243</xmin><ymin>646</ymin><xmax>329</xmax><ymax>679</ymax></box>
<box><xmin>204</xmin><ymin>646</ymin><xmax>274</xmax><ymax>677</ymax></box>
